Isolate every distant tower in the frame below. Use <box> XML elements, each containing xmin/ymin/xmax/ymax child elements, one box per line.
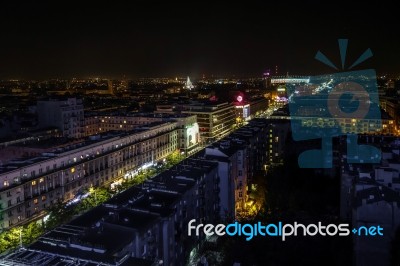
<box><xmin>185</xmin><ymin>76</ymin><xmax>194</xmax><ymax>90</ymax></box>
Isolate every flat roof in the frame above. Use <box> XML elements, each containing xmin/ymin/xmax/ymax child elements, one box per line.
<box><xmin>0</xmin><ymin>122</ymin><xmax>173</xmax><ymax>176</ymax></box>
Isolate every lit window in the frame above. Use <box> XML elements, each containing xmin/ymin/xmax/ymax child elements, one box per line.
<box><xmin>71</xmin><ymin>168</ymin><xmax>75</xmax><ymax>173</ymax></box>
<box><xmin>34</xmin><ymin>198</ymin><xmax>38</xmax><ymax>204</ymax></box>
<box><xmin>3</xmin><ymin>180</ymin><xmax>9</xmax><ymax>187</ymax></box>
<box><xmin>32</xmin><ymin>180</ymin><xmax>37</xmax><ymax>186</ymax></box>
<box><xmin>39</xmin><ymin>178</ymin><xmax>44</xmax><ymax>183</ymax></box>
<box><xmin>41</xmin><ymin>195</ymin><xmax>46</xmax><ymax>201</ymax></box>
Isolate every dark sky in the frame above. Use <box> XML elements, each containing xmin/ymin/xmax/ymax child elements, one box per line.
<box><xmin>0</xmin><ymin>1</ymin><xmax>399</xmax><ymax>79</ymax></box>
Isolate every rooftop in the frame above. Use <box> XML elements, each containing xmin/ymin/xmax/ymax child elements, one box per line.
<box><xmin>0</xmin><ymin>121</ymin><xmax>173</xmax><ymax>177</ymax></box>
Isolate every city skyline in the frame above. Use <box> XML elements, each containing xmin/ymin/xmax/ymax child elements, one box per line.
<box><xmin>1</xmin><ymin>2</ymin><xmax>399</xmax><ymax>79</ymax></box>
<box><xmin>1</xmin><ymin>2</ymin><xmax>400</xmax><ymax>265</ymax></box>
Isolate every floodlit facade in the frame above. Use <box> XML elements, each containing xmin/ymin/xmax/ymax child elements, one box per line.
<box><xmin>182</xmin><ymin>102</ymin><xmax>235</xmax><ymax>145</ymax></box>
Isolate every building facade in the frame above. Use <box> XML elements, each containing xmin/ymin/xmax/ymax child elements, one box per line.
<box><xmin>0</xmin><ymin>122</ymin><xmax>180</xmax><ymax>231</ymax></box>
<box><xmin>0</xmin><ymin>160</ymin><xmax>221</xmax><ymax>266</ymax></box>
<box><xmin>182</xmin><ymin>102</ymin><xmax>235</xmax><ymax>145</ymax></box>
<box><xmin>37</xmin><ymin>98</ymin><xmax>84</xmax><ymax>139</ymax></box>
<box><xmin>0</xmin><ymin>118</ymin><xmax>271</xmax><ymax>265</ymax></box>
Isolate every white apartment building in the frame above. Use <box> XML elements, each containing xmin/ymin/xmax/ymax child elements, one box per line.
<box><xmin>0</xmin><ymin>121</ymin><xmax>179</xmax><ymax>231</ymax></box>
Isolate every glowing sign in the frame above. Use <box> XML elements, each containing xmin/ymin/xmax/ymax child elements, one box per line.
<box><xmin>237</xmin><ymin>95</ymin><xmax>243</xmax><ymax>102</ymax></box>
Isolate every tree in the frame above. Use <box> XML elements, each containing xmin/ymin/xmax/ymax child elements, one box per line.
<box><xmin>166</xmin><ymin>150</ymin><xmax>184</xmax><ymax>167</ymax></box>
<box><xmin>45</xmin><ymin>202</ymin><xmax>75</xmax><ymax>230</ymax></box>
<box><xmin>22</xmin><ymin>222</ymin><xmax>43</xmax><ymax>245</ymax></box>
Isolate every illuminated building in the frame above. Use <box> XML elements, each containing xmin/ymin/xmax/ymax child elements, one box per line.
<box><xmin>265</xmin><ymin>118</ymin><xmax>291</xmax><ymax>166</ymax></box>
<box><xmin>380</xmin><ymin>97</ymin><xmax>400</xmax><ymax>128</ymax></box>
<box><xmin>84</xmin><ymin>114</ymin><xmax>165</xmax><ymax>135</ymax></box>
<box><xmin>270</xmin><ymin>76</ymin><xmax>310</xmax><ymax>84</ymax></box>
<box><xmin>0</xmin><ymin>118</ymin><xmax>199</xmax><ymax>231</ymax></box>
<box><xmin>198</xmin><ymin>119</ymin><xmax>270</xmax><ymax>218</ymax></box>
<box><xmin>0</xmin><ymin>159</ymin><xmax>221</xmax><ymax>266</ymax></box>
<box><xmin>0</xmin><ymin>119</ymin><xmax>271</xmax><ymax>265</ymax></box>
<box><xmin>233</xmin><ymin>94</ymin><xmax>250</xmax><ymax>126</ymax></box>
<box><xmin>203</xmin><ymin>141</ymin><xmax>247</xmax><ymax>219</ymax></box>
<box><xmin>85</xmin><ymin>113</ymin><xmax>200</xmax><ymax>156</ymax></box>
<box><xmin>182</xmin><ymin>102</ymin><xmax>235</xmax><ymax>145</ymax></box>
<box><xmin>179</xmin><ymin>118</ymin><xmax>200</xmax><ymax>156</ymax></box>
<box><xmin>233</xmin><ymin>94</ymin><xmax>268</xmax><ymax>126</ymax></box>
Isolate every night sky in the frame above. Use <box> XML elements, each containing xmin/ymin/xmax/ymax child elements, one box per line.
<box><xmin>0</xmin><ymin>1</ymin><xmax>399</xmax><ymax>79</ymax></box>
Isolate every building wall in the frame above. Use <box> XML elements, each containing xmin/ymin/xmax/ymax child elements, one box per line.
<box><xmin>84</xmin><ymin>115</ymin><xmax>163</xmax><ymax>136</ymax></box>
<box><xmin>380</xmin><ymin>97</ymin><xmax>400</xmax><ymax>126</ymax></box>
<box><xmin>0</xmin><ymin>122</ymin><xmax>179</xmax><ymax>231</ymax></box>
<box><xmin>0</xmin><ymin>118</ymin><xmax>271</xmax><ymax>266</ymax></box>
<box><xmin>37</xmin><ymin>98</ymin><xmax>84</xmax><ymax>139</ymax></box>
<box><xmin>249</xmin><ymin>98</ymin><xmax>268</xmax><ymax>118</ymax></box>
<box><xmin>183</xmin><ymin>103</ymin><xmax>235</xmax><ymax>145</ymax></box>
<box><xmin>266</xmin><ymin>120</ymin><xmax>291</xmax><ymax>166</ymax></box>
<box><xmin>85</xmin><ymin>114</ymin><xmax>200</xmax><ymax>156</ymax></box>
